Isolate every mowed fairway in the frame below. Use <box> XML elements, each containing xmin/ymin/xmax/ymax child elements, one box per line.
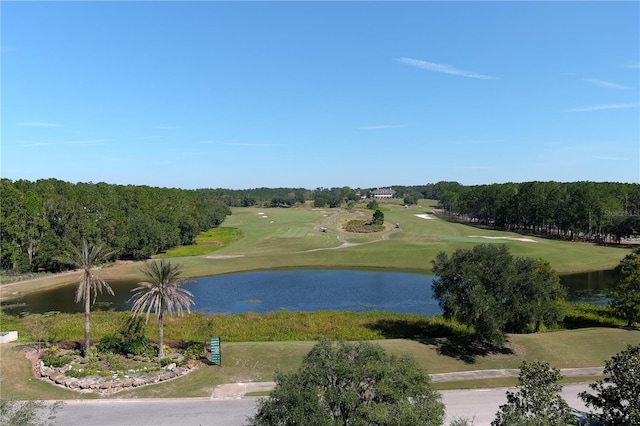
<box><xmin>174</xmin><ymin>200</ymin><xmax>629</xmax><ymax>279</ymax></box>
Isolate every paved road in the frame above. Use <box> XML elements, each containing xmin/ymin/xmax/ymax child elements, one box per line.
<box><xmin>50</xmin><ymin>383</ymin><xmax>593</xmax><ymax>426</ymax></box>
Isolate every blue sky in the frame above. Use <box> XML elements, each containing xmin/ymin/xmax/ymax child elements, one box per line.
<box><xmin>2</xmin><ymin>1</ymin><xmax>639</xmax><ymax>190</ymax></box>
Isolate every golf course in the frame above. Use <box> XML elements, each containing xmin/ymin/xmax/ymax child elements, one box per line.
<box><xmin>1</xmin><ymin>199</ymin><xmax>639</xmax><ymax>400</ymax></box>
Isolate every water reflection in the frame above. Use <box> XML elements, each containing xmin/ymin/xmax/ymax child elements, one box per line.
<box><xmin>2</xmin><ymin>269</ymin><xmax>616</xmax><ymax>315</ymax></box>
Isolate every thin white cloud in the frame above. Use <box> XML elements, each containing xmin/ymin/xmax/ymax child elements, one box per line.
<box><xmin>224</xmin><ymin>142</ymin><xmax>287</xmax><ymax>147</ymax></box>
<box><xmin>359</xmin><ymin>125</ymin><xmax>406</xmax><ymax>130</ymax></box>
<box><xmin>596</xmin><ymin>156</ymin><xmax>629</xmax><ymax>161</ymax></box>
<box><xmin>199</xmin><ymin>141</ymin><xmax>287</xmax><ymax>147</ymax></box>
<box><xmin>584</xmin><ymin>78</ymin><xmax>631</xmax><ymax>90</ymax></box>
<box><xmin>24</xmin><ymin>139</ymin><xmax>109</xmax><ymax>147</ymax></box>
<box><xmin>561</xmin><ymin>103</ymin><xmax>640</xmax><ymax>112</ymax></box>
<box><xmin>396</xmin><ymin>57</ymin><xmax>496</xmax><ymax>80</ymax></box>
<box><xmin>18</xmin><ymin>122</ymin><xmax>61</xmax><ymax>127</ymax></box>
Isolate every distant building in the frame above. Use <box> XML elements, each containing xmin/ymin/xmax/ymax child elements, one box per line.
<box><xmin>371</xmin><ymin>188</ymin><xmax>396</xmax><ymax>199</ymax></box>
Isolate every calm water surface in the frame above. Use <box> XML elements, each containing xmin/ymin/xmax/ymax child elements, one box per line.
<box><xmin>3</xmin><ymin>269</ymin><xmax>615</xmax><ymax>315</ymax></box>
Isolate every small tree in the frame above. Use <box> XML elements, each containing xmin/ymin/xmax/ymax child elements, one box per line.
<box><xmin>372</xmin><ymin>209</ymin><xmax>384</xmax><ymax>225</ymax></box>
<box><xmin>23</xmin><ymin>314</ymin><xmax>55</xmax><ymax>352</ymax></box>
<box><xmin>366</xmin><ymin>199</ymin><xmax>379</xmax><ymax>210</ymax></box>
<box><xmin>403</xmin><ymin>194</ymin><xmax>419</xmax><ymax>205</ymax></box>
<box><xmin>128</xmin><ymin>260</ymin><xmax>194</xmax><ymax>358</ymax></box>
<box><xmin>579</xmin><ymin>344</ymin><xmax>640</xmax><ymax>425</ymax></box>
<box><xmin>56</xmin><ymin>238</ymin><xmax>116</xmax><ymax>356</ymax></box>
<box><xmin>492</xmin><ymin>361</ymin><xmax>573</xmax><ymax>426</ymax></box>
<box><xmin>248</xmin><ymin>339</ymin><xmax>445</xmax><ymax>425</ymax></box>
<box><xmin>610</xmin><ymin>247</ymin><xmax>640</xmax><ymax>327</ymax></box>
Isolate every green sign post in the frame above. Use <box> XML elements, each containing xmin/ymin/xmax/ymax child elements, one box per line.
<box><xmin>210</xmin><ymin>337</ymin><xmax>221</xmax><ymax>365</ymax></box>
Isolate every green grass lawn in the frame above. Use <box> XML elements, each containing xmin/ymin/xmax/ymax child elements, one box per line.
<box><xmin>3</xmin><ymin>328</ymin><xmax>638</xmax><ymax>399</ymax></box>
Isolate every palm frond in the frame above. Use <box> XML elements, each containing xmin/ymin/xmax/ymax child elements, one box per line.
<box><xmin>128</xmin><ymin>260</ymin><xmax>195</xmax><ymax>321</ymax></box>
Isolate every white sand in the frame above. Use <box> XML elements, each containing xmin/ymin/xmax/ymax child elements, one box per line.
<box><xmin>414</xmin><ymin>214</ymin><xmax>432</xmax><ymax>219</ymax></box>
<box><xmin>469</xmin><ymin>235</ymin><xmax>537</xmax><ymax>243</ymax></box>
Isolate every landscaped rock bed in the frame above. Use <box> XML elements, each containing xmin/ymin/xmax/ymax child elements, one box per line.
<box><xmin>27</xmin><ymin>345</ymin><xmax>201</xmax><ymax>396</ymax></box>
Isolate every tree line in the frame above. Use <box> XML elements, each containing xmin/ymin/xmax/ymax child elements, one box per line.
<box><xmin>429</xmin><ymin>181</ymin><xmax>640</xmax><ymax>243</ymax></box>
<box><xmin>1</xmin><ymin>178</ymin><xmax>231</xmax><ymax>272</ymax></box>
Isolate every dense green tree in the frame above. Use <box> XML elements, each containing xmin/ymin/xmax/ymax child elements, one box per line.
<box><xmin>57</xmin><ymin>239</ymin><xmax>116</xmax><ymax>356</ymax></box>
<box><xmin>610</xmin><ymin>247</ymin><xmax>640</xmax><ymax>327</ymax></box>
<box><xmin>432</xmin><ymin>245</ymin><xmax>514</xmax><ymax>347</ymax></box>
<box><xmin>128</xmin><ymin>260</ymin><xmax>194</xmax><ymax>358</ymax></box>
<box><xmin>437</xmin><ymin>181</ymin><xmax>639</xmax><ymax>243</ymax></box>
<box><xmin>492</xmin><ymin>361</ymin><xmax>573</xmax><ymax>426</ymax></box>
<box><xmin>431</xmin><ymin>245</ymin><xmax>565</xmax><ymax>347</ymax></box>
<box><xmin>1</xmin><ymin>178</ymin><xmax>231</xmax><ymax>271</ymax></box>
<box><xmin>366</xmin><ymin>199</ymin><xmax>379</xmax><ymax>210</ymax></box>
<box><xmin>313</xmin><ymin>187</ymin><xmax>343</xmax><ymax>208</ymax></box>
<box><xmin>579</xmin><ymin>344</ymin><xmax>640</xmax><ymax>425</ymax></box>
<box><xmin>508</xmin><ymin>258</ymin><xmax>565</xmax><ymax>333</ymax></box>
<box><xmin>248</xmin><ymin>340</ymin><xmax>445</xmax><ymax>426</ymax></box>
<box><xmin>372</xmin><ymin>209</ymin><xmax>384</xmax><ymax>225</ymax></box>
<box><xmin>403</xmin><ymin>194</ymin><xmax>419</xmax><ymax>205</ymax></box>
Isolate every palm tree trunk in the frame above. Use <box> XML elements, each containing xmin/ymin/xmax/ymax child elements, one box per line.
<box><xmin>84</xmin><ymin>273</ymin><xmax>91</xmax><ymax>357</ymax></box>
<box><xmin>158</xmin><ymin>310</ymin><xmax>164</xmax><ymax>359</ymax></box>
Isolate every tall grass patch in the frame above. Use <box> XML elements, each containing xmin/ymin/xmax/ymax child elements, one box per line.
<box><xmin>158</xmin><ymin>227</ymin><xmax>243</xmax><ymax>258</ymax></box>
<box><xmin>10</xmin><ymin>311</ymin><xmax>467</xmax><ymax>344</ymax></box>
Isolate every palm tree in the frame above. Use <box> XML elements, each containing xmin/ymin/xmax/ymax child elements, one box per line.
<box><xmin>128</xmin><ymin>260</ymin><xmax>194</xmax><ymax>358</ymax></box>
<box><xmin>57</xmin><ymin>238</ymin><xmax>115</xmax><ymax>356</ymax></box>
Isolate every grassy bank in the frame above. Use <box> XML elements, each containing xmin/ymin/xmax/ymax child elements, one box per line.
<box><xmin>2</xmin><ymin>303</ymin><xmax>627</xmax><ymax>344</ymax></box>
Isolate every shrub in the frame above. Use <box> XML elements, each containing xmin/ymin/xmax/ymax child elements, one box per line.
<box><xmin>96</xmin><ymin>334</ymin><xmax>122</xmax><ymax>354</ymax></box>
<box><xmin>41</xmin><ymin>354</ymin><xmax>72</xmax><ymax>368</ymax></box>
<box><xmin>65</xmin><ymin>367</ymin><xmax>97</xmax><ymax>378</ymax></box>
<box><xmin>178</xmin><ymin>341</ymin><xmax>205</xmax><ymax>360</ymax></box>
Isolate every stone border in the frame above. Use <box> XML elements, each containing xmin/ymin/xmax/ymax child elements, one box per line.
<box><xmin>31</xmin><ymin>350</ymin><xmax>199</xmax><ymax>395</ymax></box>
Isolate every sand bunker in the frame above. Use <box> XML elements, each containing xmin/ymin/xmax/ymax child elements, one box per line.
<box><xmin>414</xmin><ymin>214</ymin><xmax>432</xmax><ymax>219</ymax></box>
<box><xmin>469</xmin><ymin>236</ymin><xmax>537</xmax><ymax>243</ymax></box>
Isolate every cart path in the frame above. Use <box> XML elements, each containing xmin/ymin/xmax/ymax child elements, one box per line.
<box><xmin>210</xmin><ymin>366</ymin><xmax>604</xmax><ymax>399</ymax></box>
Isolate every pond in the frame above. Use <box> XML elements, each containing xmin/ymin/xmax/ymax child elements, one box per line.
<box><xmin>2</xmin><ymin>269</ymin><xmax>616</xmax><ymax>316</ymax></box>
